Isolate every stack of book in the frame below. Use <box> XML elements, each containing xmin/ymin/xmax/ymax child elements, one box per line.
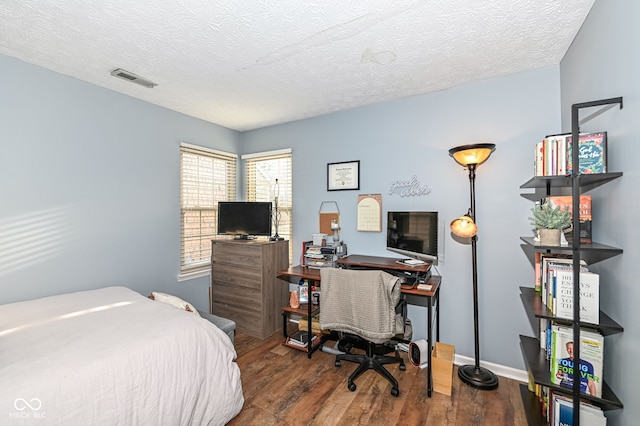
<box><xmin>534</xmin><ymin>253</ymin><xmax>599</xmax><ymax>324</ymax></box>
<box><xmin>531</xmin><ymin>324</ymin><xmax>606</xmax><ymax>423</ymax></box>
<box><xmin>548</xmin><ymin>325</ymin><xmax>604</xmax><ymax>398</ymax></box>
<box><xmin>286</xmin><ymin>330</ymin><xmax>317</xmax><ymax>348</ymax></box>
<box><xmin>534</xmin><ymin>132</ymin><xmax>607</xmax><ymax>176</ymax></box>
<box><xmin>549</xmin><ymin>392</ymin><xmax>606</xmax><ymax>425</ymax></box>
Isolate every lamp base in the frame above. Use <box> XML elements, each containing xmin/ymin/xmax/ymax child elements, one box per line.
<box><xmin>458</xmin><ymin>364</ymin><xmax>499</xmax><ymax>390</ymax></box>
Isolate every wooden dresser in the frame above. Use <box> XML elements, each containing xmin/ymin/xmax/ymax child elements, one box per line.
<box><xmin>210</xmin><ymin>239</ymin><xmax>289</xmax><ymax>339</ymax></box>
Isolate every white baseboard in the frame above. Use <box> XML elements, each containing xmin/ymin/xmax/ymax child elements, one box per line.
<box><xmin>453</xmin><ymin>354</ymin><xmax>528</xmax><ymax>383</ymax></box>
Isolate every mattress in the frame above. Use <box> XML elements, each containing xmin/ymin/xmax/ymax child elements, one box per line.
<box><xmin>0</xmin><ymin>286</ymin><xmax>243</xmax><ymax>425</ymax></box>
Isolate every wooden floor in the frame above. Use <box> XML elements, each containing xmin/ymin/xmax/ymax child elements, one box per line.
<box><xmin>228</xmin><ymin>332</ymin><xmax>528</xmax><ymax>426</ymax></box>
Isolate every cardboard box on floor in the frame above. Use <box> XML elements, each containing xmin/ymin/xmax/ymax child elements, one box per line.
<box><xmin>432</xmin><ymin>342</ymin><xmax>455</xmax><ymax>396</ymax></box>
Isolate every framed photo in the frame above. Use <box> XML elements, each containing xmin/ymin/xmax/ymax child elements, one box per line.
<box><xmin>327</xmin><ymin>160</ymin><xmax>360</xmax><ymax>191</ymax></box>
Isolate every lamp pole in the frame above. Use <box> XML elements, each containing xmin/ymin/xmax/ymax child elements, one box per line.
<box><xmin>469</xmin><ymin>164</ymin><xmax>481</xmax><ymax>370</ymax></box>
<box><xmin>449</xmin><ymin>144</ymin><xmax>498</xmax><ymax>390</ymax></box>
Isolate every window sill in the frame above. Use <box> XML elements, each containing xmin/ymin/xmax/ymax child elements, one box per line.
<box><xmin>177</xmin><ymin>267</ymin><xmax>210</xmax><ymax>282</ymax></box>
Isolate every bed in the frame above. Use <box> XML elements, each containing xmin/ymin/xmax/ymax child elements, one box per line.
<box><xmin>0</xmin><ymin>286</ymin><xmax>244</xmax><ymax>425</ymax></box>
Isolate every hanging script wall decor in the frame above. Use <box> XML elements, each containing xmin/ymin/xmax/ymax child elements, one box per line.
<box><xmin>388</xmin><ymin>175</ymin><xmax>431</xmax><ymax>197</ymax></box>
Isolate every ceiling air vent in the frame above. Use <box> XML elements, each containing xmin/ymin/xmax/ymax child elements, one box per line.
<box><xmin>110</xmin><ymin>68</ymin><xmax>157</xmax><ymax>88</ymax></box>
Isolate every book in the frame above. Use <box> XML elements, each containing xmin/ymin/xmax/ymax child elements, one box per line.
<box><xmin>550</xmin><ymin>325</ymin><xmax>604</xmax><ymax>398</ymax></box>
<box><xmin>547</xmin><ymin>259</ymin><xmax>586</xmax><ymax>312</ymax></box>
<box><xmin>567</xmin><ymin>132</ymin><xmax>607</xmax><ymax>175</ymax></box>
<box><xmin>554</xmin><ymin>270</ymin><xmax>600</xmax><ymax>324</ymax></box>
<box><xmin>534</xmin><ymin>252</ymin><xmax>542</xmax><ymax>293</ymax></box>
<box><xmin>547</xmin><ymin>196</ymin><xmax>592</xmax><ymax>243</ymax></box>
<box><xmin>551</xmin><ymin>392</ymin><xmax>606</xmax><ymax>426</ymax></box>
<box><xmin>298</xmin><ymin>280</ymin><xmax>309</xmax><ymax>303</ymax></box>
<box><xmin>287</xmin><ymin>330</ymin><xmax>317</xmax><ymax>347</ymax></box>
<box><xmin>542</xmin><ymin>256</ymin><xmax>587</xmax><ymax>311</ymax></box>
<box><xmin>535</xmin><ymin>140</ymin><xmax>545</xmax><ymax>176</ymax></box>
<box><xmin>540</xmin><ymin>255</ymin><xmax>579</xmax><ymax>308</ymax></box>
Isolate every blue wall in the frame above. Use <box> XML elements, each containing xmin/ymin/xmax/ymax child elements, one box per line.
<box><xmin>559</xmin><ymin>0</ymin><xmax>639</xmax><ymax>424</ymax></box>
<box><xmin>0</xmin><ymin>54</ymin><xmax>239</xmax><ymax>308</ymax></box>
<box><xmin>241</xmin><ymin>66</ymin><xmax>561</xmax><ymax>369</ymax></box>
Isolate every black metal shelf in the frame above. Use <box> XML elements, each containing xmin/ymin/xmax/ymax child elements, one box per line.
<box><xmin>519</xmin><ymin>335</ymin><xmax>623</xmax><ymax>411</ymax></box>
<box><xmin>520</xmin><ymin>172</ymin><xmax>622</xmax><ymax>192</ymax></box>
<box><xmin>519</xmin><ymin>237</ymin><xmax>623</xmax><ymax>264</ymax></box>
<box><xmin>519</xmin><ymin>286</ymin><xmax>623</xmax><ymax>336</ymax></box>
<box><xmin>519</xmin><ymin>97</ymin><xmax>624</xmax><ymax>425</ymax></box>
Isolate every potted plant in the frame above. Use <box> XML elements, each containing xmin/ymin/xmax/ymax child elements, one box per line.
<box><xmin>529</xmin><ymin>202</ymin><xmax>571</xmax><ymax>245</ymax></box>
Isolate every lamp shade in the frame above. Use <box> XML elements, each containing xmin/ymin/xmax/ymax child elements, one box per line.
<box><xmin>450</xmin><ymin>214</ymin><xmax>478</xmax><ymax>238</ymax></box>
<box><xmin>449</xmin><ymin>143</ymin><xmax>496</xmax><ymax>167</ymax></box>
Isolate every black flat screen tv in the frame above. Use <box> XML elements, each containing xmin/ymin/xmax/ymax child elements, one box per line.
<box><xmin>217</xmin><ymin>202</ymin><xmax>272</xmax><ymax>239</ymax></box>
<box><xmin>386</xmin><ymin>211</ymin><xmax>439</xmax><ymax>265</ymax></box>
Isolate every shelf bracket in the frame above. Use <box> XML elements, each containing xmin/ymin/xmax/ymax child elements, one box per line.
<box><xmin>577</xmin><ymin>97</ymin><xmax>623</xmax><ymax>126</ymax></box>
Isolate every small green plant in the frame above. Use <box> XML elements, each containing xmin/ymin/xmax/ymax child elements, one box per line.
<box><xmin>529</xmin><ymin>202</ymin><xmax>571</xmax><ymax>230</ymax></box>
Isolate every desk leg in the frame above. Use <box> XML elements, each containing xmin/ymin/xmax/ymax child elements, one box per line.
<box><xmin>435</xmin><ymin>289</ymin><xmax>440</xmax><ymax>342</ymax></box>
<box><xmin>307</xmin><ymin>294</ymin><xmax>313</xmax><ymax>359</ymax></box>
<box><xmin>427</xmin><ymin>294</ymin><xmax>433</xmax><ymax>397</ymax></box>
<box><xmin>282</xmin><ymin>310</ymin><xmax>288</xmax><ymax>339</ymax></box>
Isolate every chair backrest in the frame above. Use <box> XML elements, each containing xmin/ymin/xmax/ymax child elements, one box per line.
<box><xmin>319</xmin><ymin>268</ymin><xmax>401</xmax><ymax>344</ymax></box>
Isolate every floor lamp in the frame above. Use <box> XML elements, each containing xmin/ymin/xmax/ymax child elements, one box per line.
<box><xmin>449</xmin><ymin>143</ymin><xmax>499</xmax><ymax>390</ymax></box>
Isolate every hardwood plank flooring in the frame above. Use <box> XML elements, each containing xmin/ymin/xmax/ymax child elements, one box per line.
<box><xmin>228</xmin><ymin>332</ymin><xmax>529</xmax><ymax>426</ymax></box>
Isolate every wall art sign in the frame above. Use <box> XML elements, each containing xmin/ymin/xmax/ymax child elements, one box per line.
<box><xmin>327</xmin><ymin>160</ymin><xmax>360</xmax><ymax>191</ymax></box>
<box><xmin>388</xmin><ymin>175</ymin><xmax>431</xmax><ymax>197</ymax></box>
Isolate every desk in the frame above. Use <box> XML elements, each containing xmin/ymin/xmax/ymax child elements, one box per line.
<box><xmin>277</xmin><ymin>254</ymin><xmax>441</xmax><ymax>397</ymax></box>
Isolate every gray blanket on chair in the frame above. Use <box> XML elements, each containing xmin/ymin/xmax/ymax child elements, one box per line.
<box><xmin>319</xmin><ymin>268</ymin><xmax>400</xmax><ymax>344</ymax></box>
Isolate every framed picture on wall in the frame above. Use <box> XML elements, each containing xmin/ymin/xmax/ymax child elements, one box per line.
<box><xmin>327</xmin><ymin>160</ymin><xmax>360</xmax><ymax>191</ymax></box>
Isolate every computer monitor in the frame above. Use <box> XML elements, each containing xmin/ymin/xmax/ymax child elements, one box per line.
<box><xmin>386</xmin><ymin>211</ymin><xmax>439</xmax><ymax>265</ymax></box>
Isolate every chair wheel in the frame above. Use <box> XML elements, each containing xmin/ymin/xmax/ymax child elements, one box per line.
<box><xmin>348</xmin><ymin>382</ymin><xmax>357</xmax><ymax>392</ymax></box>
<box><xmin>391</xmin><ymin>388</ymin><xmax>399</xmax><ymax>397</ymax></box>
<box><xmin>335</xmin><ymin>360</ymin><xmax>341</xmax><ymax>367</ymax></box>
<box><xmin>400</xmin><ymin>364</ymin><xmax>406</xmax><ymax>371</ymax></box>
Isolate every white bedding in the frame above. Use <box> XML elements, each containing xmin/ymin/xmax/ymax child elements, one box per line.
<box><xmin>0</xmin><ymin>286</ymin><xmax>243</xmax><ymax>425</ymax></box>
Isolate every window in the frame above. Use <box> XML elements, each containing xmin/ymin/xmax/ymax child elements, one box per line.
<box><xmin>179</xmin><ymin>143</ymin><xmax>236</xmax><ymax>280</ymax></box>
<box><xmin>243</xmin><ymin>149</ymin><xmax>293</xmax><ymax>264</ymax></box>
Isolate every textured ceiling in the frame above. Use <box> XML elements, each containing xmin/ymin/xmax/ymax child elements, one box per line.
<box><xmin>0</xmin><ymin>0</ymin><xmax>595</xmax><ymax>132</ymax></box>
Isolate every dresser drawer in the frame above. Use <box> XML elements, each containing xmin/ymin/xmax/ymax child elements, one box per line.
<box><xmin>211</xmin><ymin>302</ymin><xmax>262</xmax><ymax>338</ymax></box>
<box><xmin>211</xmin><ymin>281</ymin><xmax>261</xmax><ymax>309</ymax></box>
<box><xmin>211</xmin><ymin>266</ymin><xmax>261</xmax><ymax>290</ymax></box>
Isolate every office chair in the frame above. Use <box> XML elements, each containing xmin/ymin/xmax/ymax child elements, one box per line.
<box><xmin>319</xmin><ymin>268</ymin><xmax>407</xmax><ymax>396</ymax></box>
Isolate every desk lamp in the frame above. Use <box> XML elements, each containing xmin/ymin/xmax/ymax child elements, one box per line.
<box><xmin>449</xmin><ymin>143</ymin><xmax>498</xmax><ymax>390</ymax></box>
<box><xmin>270</xmin><ymin>179</ymin><xmax>284</xmax><ymax>241</ymax></box>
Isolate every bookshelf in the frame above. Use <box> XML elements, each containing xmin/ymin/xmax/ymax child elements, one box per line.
<box><xmin>518</xmin><ymin>97</ymin><xmax>624</xmax><ymax>425</ymax></box>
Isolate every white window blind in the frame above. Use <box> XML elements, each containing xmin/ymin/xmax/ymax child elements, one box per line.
<box><xmin>180</xmin><ymin>143</ymin><xmax>236</xmax><ymax>277</ymax></box>
<box><xmin>243</xmin><ymin>149</ymin><xmax>292</xmax><ymax>264</ymax></box>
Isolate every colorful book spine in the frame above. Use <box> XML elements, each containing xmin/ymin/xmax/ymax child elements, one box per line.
<box><xmin>534</xmin><ymin>132</ymin><xmax>607</xmax><ymax>176</ymax></box>
<box><xmin>567</xmin><ymin>132</ymin><xmax>607</xmax><ymax>174</ymax></box>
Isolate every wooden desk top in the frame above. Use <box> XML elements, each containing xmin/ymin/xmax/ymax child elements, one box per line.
<box><xmin>277</xmin><ymin>255</ymin><xmax>440</xmax><ymax>297</ymax></box>
<box><xmin>337</xmin><ymin>254</ymin><xmax>432</xmax><ymax>273</ymax></box>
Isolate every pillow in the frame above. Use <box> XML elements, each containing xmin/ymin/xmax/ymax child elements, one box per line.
<box><xmin>149</xmin><ymin>292</ymin><xmax>200</xmax><ymax>316</ymax></box>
